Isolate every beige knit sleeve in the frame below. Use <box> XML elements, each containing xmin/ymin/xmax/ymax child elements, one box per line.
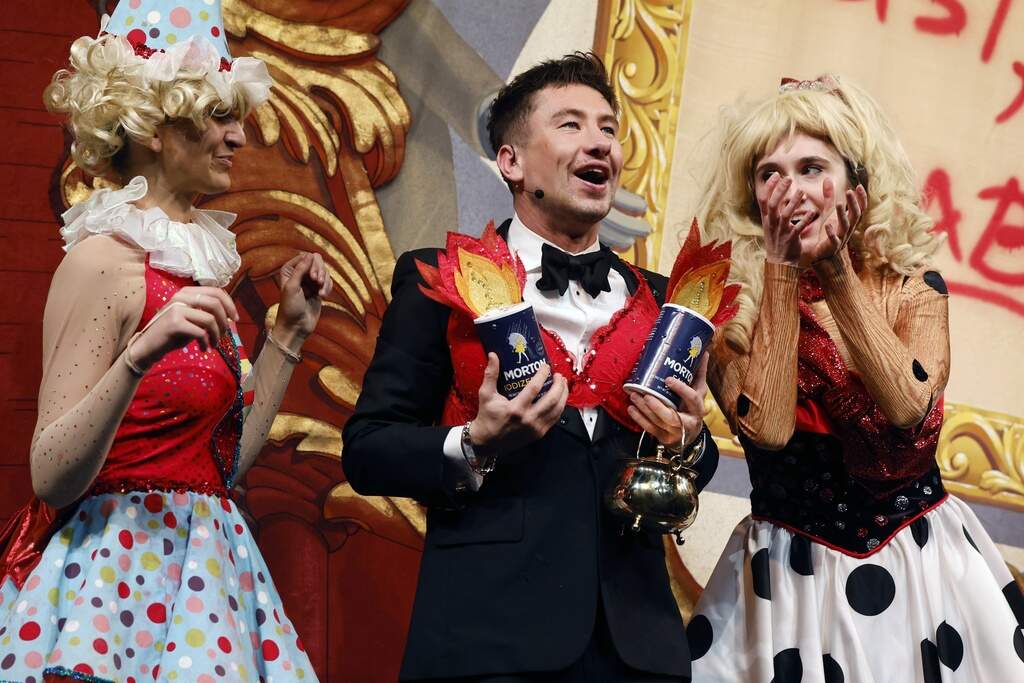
<box><xmin>708</xmin><ymin>261</ymin><xmax>801</xmax><ymax>450</ymax></box>
<box><xmin>814</xmin><ymin>251</ymin><xmax>949</xmax><ymax>429</ymax></box>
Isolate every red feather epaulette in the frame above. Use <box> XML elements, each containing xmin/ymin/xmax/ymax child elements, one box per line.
<box><xmin>415</xmin><ymin>221</ymin><xmax>527</xmax><ymax>318</ymax></box>
<box><xmin>666</xmin><ymin>218</ymin><xmax>741</xmax><ymax>326</ymax></box>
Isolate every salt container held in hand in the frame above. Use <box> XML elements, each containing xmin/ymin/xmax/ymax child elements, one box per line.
<box><xmin>415</xmin><ymin>221</ymin><xmax>551</xmax><ymax>400</ymax></box>
<box><xmin>624</xmin><ymin>218</ymin><xmax>741</xmax><ymax>407</ymax></box>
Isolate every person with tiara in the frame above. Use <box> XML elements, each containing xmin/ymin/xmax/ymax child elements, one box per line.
<box><xmin>687</xmin><ymin>74</ymin><xmax>1024</xmax><ymax>682</ymax></box>
<box><xmin>0</xmin><ymin>1</ymin><xmax>327</xmax><ymax>680</ymax></box>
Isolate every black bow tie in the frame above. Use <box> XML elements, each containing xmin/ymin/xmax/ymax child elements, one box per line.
<box><xmin>536</xmin><ymin>243</ymin><xmax>614</xmax><ymax>298</ymax></box>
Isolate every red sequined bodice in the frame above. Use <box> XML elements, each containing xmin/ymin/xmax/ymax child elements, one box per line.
<box><xmin>90</xmin><ymin>262</ymin><xmax>241</xmax><ymax>496</ymax></box>
<box><xmin>795</xmin><ymin>272</ymin><xmax>943</xmax><ymax>492</ymax></box>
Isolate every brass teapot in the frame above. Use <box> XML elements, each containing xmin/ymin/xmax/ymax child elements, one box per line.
<box><xmin>605</xmin><ymin>432</ymin><xmax>700</xmax><ymax>545</ymax></box>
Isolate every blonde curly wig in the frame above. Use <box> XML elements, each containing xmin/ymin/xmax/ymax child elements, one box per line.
<box><xmin>695</xmin><ymin>77</ymin><xmax>942</xmax><ymax>353</ymax></box>
<box><xmin>44</xmin><ymin>33</ymin><xmax>257</xmax><ymax>178</ymax></box>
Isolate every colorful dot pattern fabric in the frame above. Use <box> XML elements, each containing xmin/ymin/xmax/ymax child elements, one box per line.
<box><xmin>0</xmin><ymin>491</ymin><xmax>312</xmax><ymax>682</ymax></box>
<box><xmin>106</xmin><ymin>0</ymin><xmax>230</xmax><ymax>61</ymax></box>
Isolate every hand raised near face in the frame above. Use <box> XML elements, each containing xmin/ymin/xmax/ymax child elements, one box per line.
<box><xmin>759</xmin><ymin>173</ymin><xmax>819</xmax><ymax>268</ymax></box>
<box><xmin>805</xmin><ymin>178</ymin><xmax>868</xmax><ymax>265</ymax></box>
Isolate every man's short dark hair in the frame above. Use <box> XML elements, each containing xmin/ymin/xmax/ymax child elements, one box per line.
<box><xmin>486</xmin><ymin>52</ymin><xmax>619</xmax><ymax>156</ymax></box>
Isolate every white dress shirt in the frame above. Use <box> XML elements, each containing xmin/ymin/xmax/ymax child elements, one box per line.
<box><xmin>442</xmin><ymin>214</ymin><xmax>629</xmax><ymax>490</ymax></box>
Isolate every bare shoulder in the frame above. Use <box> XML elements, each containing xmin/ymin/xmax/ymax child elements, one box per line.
<box><xmin>62</xmin><ymin>233</ymin><xmax>145</xmax><ymax>266</ymax></box>
<box><xmin>49</xmin><ymin>234</ymin><xmax>147</xmax><ymax>325</ymax></box>
<box><xmin>56</xmin><ymin>234</ymin><xmax>146</xmax><ymax>282</ymax></box>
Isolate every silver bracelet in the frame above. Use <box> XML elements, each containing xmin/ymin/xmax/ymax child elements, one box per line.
<box><xmin>461</xmin><ymin>420</ymin><xmax>495</xmax><ymax>475</ymax></box>
<box><xmin>681</xmin><ymin>427</ymin><xmax>708</xmax><ymax>468</ymax></box>
<box><xmin>659</xmin><ymin>426</ymin><xmax>707</xmax><ymax>468</ymax></box>
<box><xmin>265</xmin><ymin>331</ymin><xmax>302</xmax><ymax>364</ymax></box>
<box><xmin>123</xmin><ymin>333</ymin><xmax>146</xmax><ymax>377</ymax></box>
<box><xmin>661</xmin><ymin>425</ymin><xmax>686</xmax><ymax>456</ymax></box>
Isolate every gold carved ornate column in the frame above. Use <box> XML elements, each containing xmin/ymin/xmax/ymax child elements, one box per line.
<box><xmin>594</xmin><ymin>0</ymin><xmax>693</xmax><ymax>270</ymax></box>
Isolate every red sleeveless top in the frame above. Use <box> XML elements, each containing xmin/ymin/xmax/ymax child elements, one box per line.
<box><xmin>90</xmin><ymin>260</ymin><xmax>245</xmax><ymax>497</ymax></box>
<box><xmin>1</xmin><ymin>261</ymin><xmax>246</xmax><ymax>589</ymax></box>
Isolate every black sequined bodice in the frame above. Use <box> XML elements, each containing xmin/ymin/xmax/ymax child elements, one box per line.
<box><xmin>743</xmin><ymin>431</ymin><xmax>946</xmax><ymax>556</ymax></box>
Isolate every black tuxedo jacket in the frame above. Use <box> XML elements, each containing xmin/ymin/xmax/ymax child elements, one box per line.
<box><xmin>342</xmin><ymin>221</ymin><xmax>719</xmax><ymax>680</ymax></box>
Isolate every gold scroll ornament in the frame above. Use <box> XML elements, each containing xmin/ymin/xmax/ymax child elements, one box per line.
<box><xmin>221</xmin><ymin>0</ymin><xmax>423</xmax><ymax>538</ymax></box>
<box><xmin>594</xmin><ymin>0</ymin><xmax>693</xmax><ymax>270</ymax></box>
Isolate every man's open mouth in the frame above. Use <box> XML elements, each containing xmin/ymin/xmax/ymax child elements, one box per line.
<box><xmin>575</xmin><ymin>166</ymin><xmax>609</xmax><ymax>185</ymax></box>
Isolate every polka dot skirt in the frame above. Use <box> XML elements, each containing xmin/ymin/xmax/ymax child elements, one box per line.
<box><xmin>0</xmin><ymin>491</ymin><xmax>314</xmax><ymax>682</ymax></box>
<box><xmin>690</xmin><ymin>496</ymin><xmax>1024</xmax><ymax>682</ymax></box>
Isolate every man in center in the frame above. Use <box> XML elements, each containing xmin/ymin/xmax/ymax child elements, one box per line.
<box><xmin>343</xmin><ymin>52</ymin><xmax>719</xmax><ymax>682</ymax></box>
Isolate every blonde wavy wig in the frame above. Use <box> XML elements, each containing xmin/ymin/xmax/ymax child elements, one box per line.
<box><xmin>695</xmin><ymin>77</ymin><xmax>942</xmax><ymax>353</ymax></box>
<box><xmin>44</xmin><ymin>34</ymin><xmax>257</xmax><ymax>178</ymax></box>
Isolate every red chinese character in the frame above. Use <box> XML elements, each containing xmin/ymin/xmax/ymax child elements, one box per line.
<box><xmin>974</xmin><ymin>177</ymin><xmax>1024</xmax><ymax>285</ymax></box>
<box><xmin>996</xmin><ymin>61</ymin><xmax>1024</xmax><ymax>124</ymax></box>
<box><xmin>914</xmin><ymin>0</ymin><xmax>966</xmax><ymax>36</ymax></box>
<box><xmin>981</xmin><ymin>0</ymin><xmax>1013</xmax><ymax>63</ymax></box>
<box><xmin>921</xmin><ymin>169</ymin><xmax>963</xmax><ymax>261</ymax></box>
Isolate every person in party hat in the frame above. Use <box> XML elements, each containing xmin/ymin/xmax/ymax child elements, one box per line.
<box><xmin>0</xmin><ymin>1</ymin><xmax>325</xmax><ymax>680</ymax></box>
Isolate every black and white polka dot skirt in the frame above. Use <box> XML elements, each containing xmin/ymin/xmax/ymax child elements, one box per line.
<box><xmin>689</xmin><ymin>496</ymin><xmax>1024</xmax><ymax>682</ymax></box>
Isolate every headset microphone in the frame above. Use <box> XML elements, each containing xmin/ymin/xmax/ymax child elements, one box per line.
<box><xmin>509</xmin><ymin>146</ymin><xmax>544</xmax><ymax>199</ymax></box>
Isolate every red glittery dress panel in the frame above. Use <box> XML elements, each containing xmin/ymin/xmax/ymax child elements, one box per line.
<box><xmin>796</xmin><ymin>272</ymin><xmax>944</xmax><ymax>495</ymax></box>
<box><xmin>89</xmin><ymin>259</ymin><xmax>239</xmax><ymax>497</ymax></box>
<box><xmin>441</xmin><ymin>262</ymin><xmax>661</xmax><ymax>431</ymax></box>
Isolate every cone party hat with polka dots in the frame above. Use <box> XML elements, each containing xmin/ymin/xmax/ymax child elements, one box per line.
<box><xmin>105</xmin><ymin>0</ymin><xmax>231</xmax><ymax>62</ymax></box>
<box><xmin>95</xmin><ymin>0</ymin><xmax>272</xmax><ymax>107</ymax></box>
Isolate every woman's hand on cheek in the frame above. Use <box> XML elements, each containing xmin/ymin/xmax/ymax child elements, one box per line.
<box><xmin>760</xmin><ymin>173</ymin><xmax>817</xmax><ymax>268</ymax></box>
<box><xmin>806</xmin><ymin>179</ymin><xmax>867</xmax><ymax>264</ymax></box>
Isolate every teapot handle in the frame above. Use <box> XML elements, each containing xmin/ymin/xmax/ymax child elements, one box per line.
<box><xmin>635</xmin><ymin>414</ymin><xmax>689</xmax><ymax>471</ymax></box>
<box><xmin>634</xmin><ymin>430</ymin><xmax>652</xmax><ymax>459</ymax></box>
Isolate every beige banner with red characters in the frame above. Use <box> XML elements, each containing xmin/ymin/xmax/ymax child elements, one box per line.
<box><xmin>642</xmin><ymin>0</ymin><xmax>1024</xmax><ymax>585</ymax></box>
<box><xmin>663</xmin><ymin>0</ymin><xmax>1024</xmax><ymax>416</ymax></box>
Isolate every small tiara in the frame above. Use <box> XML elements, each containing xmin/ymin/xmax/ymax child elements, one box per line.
<box><xmin>779</xmin><ymin>75</ymin><xmax>842</xmax><ymax>95</ymax></box>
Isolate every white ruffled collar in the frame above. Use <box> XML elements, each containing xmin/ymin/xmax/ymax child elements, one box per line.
<box><xmin>60</xmin><ymin>176</ymin><xmax>241</xmax><ymax>287</ymax></box>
